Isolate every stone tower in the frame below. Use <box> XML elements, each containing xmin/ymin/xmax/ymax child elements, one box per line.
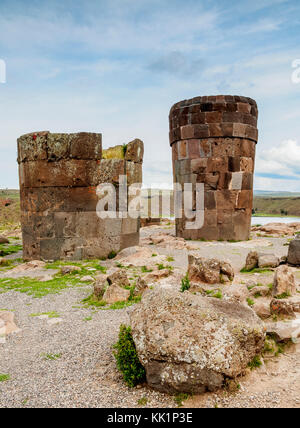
<box><xmin>18</xmin><ymin>132</ymin><xmax>143</xmax><ymax>260</ymax></box>
<box><xmin>169</xmin><ymin>95</ymin><xmax>258</xmax><ymax>241</ymax></box>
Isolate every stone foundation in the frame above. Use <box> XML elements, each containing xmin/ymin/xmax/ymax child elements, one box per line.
<box><xmin>18</xmin><ymin>132</ymin><xmax>144</xmax><ymax>260</ymax></box>
<box><xmin>169</xmin><ymin>95</ymin><xmax>258</xmax><ymax>241</ymax></box>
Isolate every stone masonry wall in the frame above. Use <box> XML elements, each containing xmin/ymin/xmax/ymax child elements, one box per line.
<box><xmin>18</xmin><ymin>132</ymin><xmax>144</xmax><ymax>260</ymax></box>
<box><xmin>169</xmin><ymin>95</ymin><xmax>258</xmax><ymax>241</ymax></box>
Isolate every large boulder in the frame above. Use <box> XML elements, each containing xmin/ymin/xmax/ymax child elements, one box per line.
<box><xmin>130</xmin><ymin>288</ymin><xmax>265</xmax><ymax>394</ymax></box>
<box><xmin>270</xmin><ymin>299</ymin><xmax>296</xmax><ymax>319</ymax></box>
<box><xmin>287</xmin><ymin>237</ymin><xmax>300</xmax><ymax>266</ymax></box>
<box><xmin>188</xmin><ymin>254</ymin><xmax>234</xmax><ymax>285</ymax></box>
<box><xmin>273</xmin><ymin>265</ymin><xmax>296</xmax><ymax>297</ymax></box>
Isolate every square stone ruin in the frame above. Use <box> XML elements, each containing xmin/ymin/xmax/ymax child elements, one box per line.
<box><xmin>18</xmin><ymin>132</ymin><xmax>144</xmax><ymax>260</ymax></box>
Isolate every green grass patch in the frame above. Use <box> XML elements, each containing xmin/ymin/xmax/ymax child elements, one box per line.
<box><xmin>0</xmin><ymin>374</ymin><xmax>10</xmax><ymax>382</ymax></box>
<box><xmin>0</xmin><ymin>273</ymin><xmax>89</xmax><ymax>298</ymax></box>
<box><xmin>45</xmin><ymin>259</ymin><xmax>106</xmax><ymax>276</ymax></box>
<box><xmin>41</xmin><ymin>353</ymin><xmax>62</xmax><ymax>361</ymax></box>
<box><xmin>275</xmin><ymin>292</ymin><xmax>291</xmax><ymax>300</ymax></box>
<box><xmin>240</xmin><ymin>268</ymin><xmax>273</xmax><ymax>275</ymax></box>
<box><xmin>166</xmin><ymin>256</ymin><xmax>175</xmax><ymax>262</ymax></box>
<box><xmin>141</xmin><ymin>266</ymin><xmax>153</xmax><ymax>273</ymax></box>
<box><xmin>30</xmin><ymin>311</ymin><xmax>60</xmax><ymax>319</ymax></box>
<box><xmin>137</xmin><ymin>397</ymin><xmax>148</xmax><ymax>406</ymax></box>
<box><xmin>247</xmin><ymin>298</ymin><xmax>255</xmax><ymax>307</ymax></box>
<box><xmin>83</xmin><ymin>316</ymin><xmax>93</xmax><ymax>322</ymax></box>
<box><xmin>0</xmin><ymin>243</ymin><xmax>22</xmax><ymax>257</ymax></box>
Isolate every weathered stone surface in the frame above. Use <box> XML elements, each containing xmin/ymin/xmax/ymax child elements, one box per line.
<box><xmin>60</xmin><ymin>265</ymin><xmax>81</xmax><ymax>275</ymax></box>
<box><xmin>102</xmin><ymin>283</ymin><xmax>130</xmax><ymax>304</ymax></box>
<box><xmin>188</xmin><ymin>253</ymin><xmax>234</xmax><ymax>284</ymax></box>
<box><xmin>18</xmin><ymin>133</ymin><xmax>144</xmax><ymax>261</ymax></box>
<box><xmin>252</xmin><ymin>302</ymin><xmax>271</xmax><ymax>320</ymax></box>
<box><xmin>170</xmin><ymin>95</ymin><xmax>258</xmax><ymax>242</ymax></box>
<box><xmin>266</xmin><ymin>319</ymin><xmax>300</xmax><ymax>342</ymax></box>
<box><xmin>94</xmin><ymin>275</ymin><xmax>108</xmax><ymax>299</ymax></box>
<box><xmin>244</xmin><ymin>251</ymin><xmax>258</xmax><ymax>271</ymax></box>
<box><xmin>0</xmin><ymin>311</ymin><xmax>21</xmax><ymax>337</ymax></box>
<box><xmin>273</xmin><ymin>265</ymin><xmax>296</xmax><ymax>297</ymax></box>
<box><xmin>258</xmin><ymin>254</ymin><xmax>280</xmax><ymax>269</ymax></box>
<box><xmin>0</xmin><ymin>236</ymin><xmax>9</xmax><ymax>244</ymax></box>
<box><xmin>131</xmin><ymin>288</ymin><xmax>265</xmax><ymax>394</ymax></box>
<box><xmin>107</xmin><ymin>269</ymin><xmax>130</xmax><ymax>288</ymax></box>
<box><xmin>125</xmin><ymin>139</ymin><xmax>144</xmax><ymax>163</ymax></box>
<box><xmin>287</xmin><ymin>237</ymin><xmax>300</xmax><ymax>266</ymax></box>
<box><xmin>252</xmin><ymin>222</ymin><xmax>300</xmax><ymax>237</ymax></box>
<box><xmin>134</xmin><ymin>276</ymin><xmax>148</xmax><ymax>296</ymax></box>
<box><xmin>270</xmin><ymin>299</ymin><xmax>296</xmax><ymax>319</ymax></box>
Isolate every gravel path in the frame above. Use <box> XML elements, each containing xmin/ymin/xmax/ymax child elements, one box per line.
<box><xmin>0</xmin><ymin>287</ymin><xmax>173</xmax><ymax>408</ymax></box>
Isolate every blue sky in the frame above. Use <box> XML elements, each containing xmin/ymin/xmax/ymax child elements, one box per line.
<box><xmin>0</xmin><ymin>0</ymin><xmax>300</xmax><ymax>191</ymax></box>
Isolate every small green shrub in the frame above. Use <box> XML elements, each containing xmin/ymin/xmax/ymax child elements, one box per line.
<box><xmin>141</xmin><ymin>266</ymin><xmax>152</xmax><ymax>273</ymax></box>
<box><xmin>275</xmin><ymin>292</ymin><xmax>291</xmax><ymax>300</ymax></box>
<box><xmin>248</xmin><ymin>355</ymin><xmax>262</xmax><ymax>370</ymax></box>
<box><xmin>108</xmin><ymin>251</ymin><xmax>117</xmax><ymax>260</ymax></box>
<box><xmin>113</xmin><ymin>325</ymin><xmax>146</xmax><ymax>388</ymax></box>
<box><xmin>247</xmin><ymin>298</ymin><xmax>255</xmax><ymax>307</ymax></box>
<box><xmin>174</xmin><ymin>393</ymin><xmax>189</xmax><ymax>407</ymax></box>
<box><xmin>180</xmin><ymin>275</ymin><xmax>190</xmax><ymax>293</ymax></box>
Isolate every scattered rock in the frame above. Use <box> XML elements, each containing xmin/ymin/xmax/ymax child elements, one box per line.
<box><xmin>249</xmin><ymin>286</ymin><xmax>271</xmax><ymax>298</ymax></box>
<box><xmin>134</xmin><ymin>276</ymin><xmax>148</xmax><ymax>296</ymax></box>
<box><xmin>222</xmin><ymin>283</ymin><xmax>249</xmax><ymax>303</ymax></box>
<box><xmin>273</xmin><ymin>265</ymin><xmax>296</xmax><ymax>297</ymax></box>
<box><xmin>80</xmin><ymin>275</ymin><xmax>94</xmax><ymax>282</ymax></box>
<box><xmin>270</xmin><ymin>299</ymin><xmax>296</xmax><ymax>319</ymax></box>
<box><xmin>287</xmin><ymin>237</ymin><xmax>300</xmax><ymax>266</ymax></box>
<box><xmin>94</xmin><ymin>275</ymin><xmax>108</xmax><ymax>299</ymax></box>
<box><xmin>130</xmin><ymin>287</ymin><xmax>265</xmax><ymax>394</ymax></box>
<box><xmin>252</xmin><ymin>222</ymin><xmax>300</xmax><ymax>237</ymax></box>
<box><xmin>107</xmin><ymin>269</ymin><xmax>130</xmax><ymax>288</ymax></box>
<box><xmin>188</xmin><ymin>254</ymin><xmax>234</xmax><ymax>285</ymax></box>
<box><xmin>244</xmin><ymin>251</ymin><xmax>258</xmax><ymax>271</ymax></box>
<box><xmin>102</xmin><ymin>283</ymin><xmax>130</xmax><ymax>304</ymax></box>
<box><xmin>60</xmin><ymin>265</ymin><xmax>81</xmax><ymax>275</ymax></box>
<box><xmin>266</xmin><ymin>318</ymin><xmax>300</xmax><ymax>342</ymax></box>
<box><xmin>252</xmin><ymin>302</ymin><xmax>271</xmax><ymax>320</ymax></box>
<box><xmin>0</xmin><ymin>236</ymin><xmax>9</xmax><ymax>244</ymax></box>
<box><xmin>144</xmin><ymin>269</ymin><xmax>171</xmax><ymax>283</ymax></box>
<box><xmin>0</xmin><ymin>260</ymin><xmax>56</xmax><ymax>281</ymax></box>
<box><xmin>0</xmin><ymin>311</ymin><xmax>21</xmax><ymax>336</ymax></box>
<box><xmin>258</xmin><ymin>254</ymin><xmax>280</xmax><ymax>269</ymax></box>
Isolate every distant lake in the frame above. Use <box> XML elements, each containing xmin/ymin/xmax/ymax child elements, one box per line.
<box><xmin>252</xmin><ymin>216</ymin><xmax>300</xmax><ymax>225</ymax></box>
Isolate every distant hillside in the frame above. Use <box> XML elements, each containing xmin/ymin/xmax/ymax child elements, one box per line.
<box><xmin>253</xmin><ymin>196</ymin><xmax>300</xmax><ymax>217</ymax></box>
<box><xmin>254</xmin><ymin>190</ymin><xmax>300</xmax><ymax>198</ymax></box>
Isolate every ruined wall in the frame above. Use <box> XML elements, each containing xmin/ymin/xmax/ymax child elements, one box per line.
<box><xmin>169</xmin><ymin>95</ymin><xmax>258</xmax><ymax>241</ymax></box>
<box><xmin>18</xmin><ymin>132</ymin><xmax>143</xmax><ymax>260</ymax></box>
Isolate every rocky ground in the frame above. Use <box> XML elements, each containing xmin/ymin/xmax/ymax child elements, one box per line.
<box><xmin>0</xmin><ymin>222</ymin><xmax>299</xmax><ymax>408</ymax></box>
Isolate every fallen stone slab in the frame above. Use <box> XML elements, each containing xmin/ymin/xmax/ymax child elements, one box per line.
<box><xmin>258</xmin><ymin>254</ymin><xmax>280</xmax><ymax>269</ymax></box>
<box><xmin>0</xmin><ymin>260</ymin><xmax>58</xmax><ymax>281</ymax></box>
<box><xmin>131</xmin><ymin>287</ymin><xmax>265</xmax><ymax>394</ymax></box>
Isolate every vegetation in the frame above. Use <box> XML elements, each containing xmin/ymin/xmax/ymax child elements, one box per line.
<box><xmin>248</xmin><ymin>355</ymin><xmax>262</xmax><ymax>370</ymax></box>
<box><xmin>247</xmin><ymin>298</ymin><xmax>255</xmax><ymax>307</ymax></box>
<box><xmin>0</xmin><ymin>243</ymin><xmax>22</xmax><ymax>257</ymax></box>
<box><xmin>174</xmin><ymin>393</ymin><xmax>190</xmax><ymax>407</ymax></box>
<box><xmin>113</xmin><ymin>325</ymin><xmax>146</xmax><ymax>388</ymax></box>
<box><xmin>30</xmin><ymin>311</ymin><xmax>60</xmax><ymax>319</ymax></box>
<box><xmin>41</xmin><ymin>353</ymin><xmax>62</xmax><ymax>361</ymax></box>
<box><xmin>180</xmin><ymin>274</ymin><xmax>190</xmax><ymax>293</ymax></box>
<box><xmin>253</xmin><ymin>196</ymin><xmax>300</xmax><ymax>217</ymax></box>
<box><xmin>0</xmin><ymin>373</ymin><xmax>10</xmax><ymax>382</ymax></box>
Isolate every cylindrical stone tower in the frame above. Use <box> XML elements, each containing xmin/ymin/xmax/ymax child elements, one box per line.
<box><xmin>18</xmin><ymin>132</ymin><xmax>143</xmax><ymax>260</ymax></box>
<box><xmin>169</xmin><ymin>95</ymin><xmax>258</xmax><ymax>241</ymax></box>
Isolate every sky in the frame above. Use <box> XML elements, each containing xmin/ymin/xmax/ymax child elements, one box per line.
<box><xmin>0</xmin><ymin>0</ymin><xmax>300</xmax><ymax>191</ymax></box>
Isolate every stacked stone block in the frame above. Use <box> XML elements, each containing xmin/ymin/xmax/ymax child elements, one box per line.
<box><xmin>169</xmin><ymin>95</ymin><xmax>258</xmax><ymax>241</ymax></box>
<box><xmin>18</xmin><ymin>132</ymin><xmax>144</xmax><ymax>260</ymax></box>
